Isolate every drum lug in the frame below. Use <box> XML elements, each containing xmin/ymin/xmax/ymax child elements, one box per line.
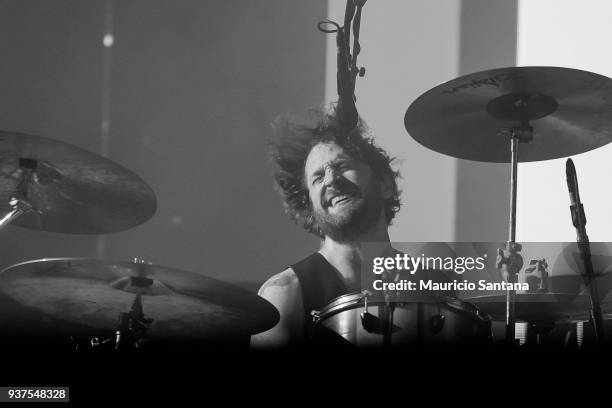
<box><xmin>361</xmin><ymin>290</ymin><xmax>372</xmax><ymax>314</ymax></box>
<box><xmin>311</xmin><ymin>310</ymin><xmax>321</xmax><ymax>324</ymax></box>
<box><xmin>430</xmin><ymin>314</ymin><xmax>446</xmax><ymax>334</ymax></box>
<box><xmin>360</xmin><ymin>311</ymin><xmax>379</xmax><ymax>333</ymax></box>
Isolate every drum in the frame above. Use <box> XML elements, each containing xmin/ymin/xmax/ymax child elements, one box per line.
<box><xmin>311</xmin><ymin>292</ymin><xmax>492</xmax><ymax>348</ymax></box>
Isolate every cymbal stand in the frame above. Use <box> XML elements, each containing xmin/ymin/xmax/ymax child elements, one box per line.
<box><xmin>114</xmin><ymin>294</ymin><xmax>153</xmax><ymax>351</ymax></box>
<box><xmin>497</xmin><ymin>123</ymin><xmax>532</xmax><ymax>344</ymax></box>
<box><xmin>0</xmin><ymin>196</ymin><xmax>33</xmax><ymax>230</ymax></box>
<box><xmin>0</xmin><ymin>159</ymin><xmax>40</xmax><ymax>231</ymax></box>
<box><xmin>488</xmin><ymin>92</ymin><xmax>560</xmax><ymax>344</ymax></box>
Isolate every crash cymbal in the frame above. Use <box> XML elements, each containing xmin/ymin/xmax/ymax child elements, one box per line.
<box><xmin>466</xmin><ymin>292</ymin><xmax>594</xmax><ymax>323</ymax></box>
<box><xmin>0</xmin><ymin>131</ymin><xmax>156</xmax><ymax>233</ymax></box>
<box><xmin>404</xmin><ymin>66</ymin><xmax>612</xmax><ymax>162</ymax></box>
<box><xmin>0</xmin><ymin>258</ymin><xmax>279</xmax><ymax>339</ymax></box>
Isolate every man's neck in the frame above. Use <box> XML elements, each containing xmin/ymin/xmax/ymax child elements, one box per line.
<box><xmin>318</xmin><ymin>216</ymin><xmax>391</xmax><ymax>290</ymax></box>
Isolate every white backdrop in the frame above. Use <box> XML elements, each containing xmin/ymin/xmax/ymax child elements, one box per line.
<box><xmin>517</xmin><ymin>0</ymin><xmax>612</xmax><ymax>241</ymax></box>
<box><xmin>326</xmin><ymin>1</ymin><xmax>461</xmax><ymax>241</ymax></box>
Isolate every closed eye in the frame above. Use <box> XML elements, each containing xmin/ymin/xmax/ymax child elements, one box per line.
<box><xmin>311</xmin><ymin>173</ymin><xmax>323</xmax><ymax>185</ymax></box>
<box><xmin>334</xmin><ymin>158</ymin><xmax>355</xmax><ymax>171</ymax></box>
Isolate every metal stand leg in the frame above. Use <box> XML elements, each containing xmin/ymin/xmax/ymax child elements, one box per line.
<box><xmin>505</xmin><ymin>136</ymin><xmax>520</xmax><ymax>343</ymax></box>
<box><xmin>0</xmin><ymin>196</ymin><xmax>34</xmax><ymax>231</ymax></box>
<box><xmin>497</xmin><ymin>125</ymin><xmax>531</xmax><ymax>345</ymax></box>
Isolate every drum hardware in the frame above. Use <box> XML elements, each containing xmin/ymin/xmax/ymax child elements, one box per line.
<box><xmin>466</xmin><ymin>293</ymin><xmax>595</xmax><ymax>323</ymax></box>
<box><xmin>358</xmin><ymin>290</ymin><xmax>447</xmax><ymax>340</ymax></box>
<box><xmin>313</xmin><ymin>291</ymin><xmax>400</xmax><ymax>336</ymax></box>
<box><xmin>576</xmin><ymin>321</ymin><xmax>585</xmax><ymax>348</ymax></box>
<box><xmin>563</xmin><ymin>320</ymin><xmax>601</xmax><ymax>349</ymax></box>
<box><xmin>496</xmin><ymin>242</ymin><xmax>524</xmax><ymax>342</ymax></box>
<box><xmin>430</xmin><ymin>311</ymin><xmax>445</xmax><ymax>334</ymax></box>
<box><xmin>76</xmin><ymin>294</ymin><xmax>153</xmax><ymax>352</ymax></box>
<box><xmin>359</xmin><ymin>292</ymin><xmax>379</xmax><ymax>333</ymax></box>
<box><xmin>359</xmin><ymin>312</ymin><xmax>379</xmax><ymax>333</ymax></box>
<box><xmin>312</xmin><ymin>292</ymin><xmax>491</xmax><ymax>347</ymax></box>
<box><xmin>360</xmin><ymin>276</ymin><xmax>401</xmax><ymax>343</ymax></box>
<box><xmin>90</xmin><ymin>337</ymin><xmax>113</xmax><ymax>349</ymax></box>
<box><xmin>467</xmin><ymin>292</ymin><xmax>601</xmax><ymax>347</ymax></box>
<box><xmin>310</xmin><ymin>310</ymin><xmax>321</xmax><ymax>326</ymax></box>
<box><xmin>525</xmin><ymin>259</ymin><xmax>550</xmax><ymax>293</ymax></box>
<box><xmin>518</xmin><ymin>321</ymin><xmax>556</xmax><ymax>347</ymax></box>
<box><xmin>114</xmin><ymin>294</ymin><xmax>153</xmax><ymax>351</ymax></box>
<box><xmin>359</xmin><ymin>307</ymin><xmax>399</xmax><ymax>335</ymax></box>
<box><xmin>0</xmin><ymin>158</ymin><xmax>43</xmax><ymax>231</ymax></box>
<box><xmin>491</xmin><ymin>102</ymin><xmax>547</xmax><ymax>343</ymax></box>
<box><xmin>0</xmin><ymin>195</ymin><xmax>35</xmax><ymax>231</ymax></box>
<box><xmin>499</xmin><ymin>122</ymin><xmax>531</xmax><ymax>343</ymax></box>
<box><xmin>515</xmin><ymin>322</ymin><xmax>528</xmax><ymax>346</ymax></box>
<box><xmin>405</xmin><ymin>66</ymin><xmax>612</xmax><ymax>345</ymax></box>
<box><xmin>382</xmin><ymin>290</ymin><xmax>396</xmax><ymax>347</ymax></box>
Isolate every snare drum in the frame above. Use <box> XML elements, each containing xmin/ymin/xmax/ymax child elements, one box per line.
<box><xmin>311</xmin><ymin>292</ymin><xmax>492</xmax><ymax>347</ymax></box>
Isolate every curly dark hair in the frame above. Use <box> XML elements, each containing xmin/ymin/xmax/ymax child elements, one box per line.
<box><xmin>267</xmin><ymin>107</ymin><xmax>401</xmax><ymax>237</ymax></box>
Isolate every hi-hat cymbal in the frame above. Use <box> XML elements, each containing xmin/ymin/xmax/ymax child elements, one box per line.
<box><xmin>404</xmin><ymin>66</ymin><xmax>612</xmax><ymax>162</ymax></box>
<box><xmin>0</xmin><ymin>131</ymin><xmax>156</xmax><ymax>233</ymax></box>
<box><xmin>0</xmin><ymin>258</ymin><xmax>279</xmax><ymax>340</ymax></box>
<box><xmin>466</xmin><ymin>292</ymin><xmax>594</xmax><ymax>323</ymax></box>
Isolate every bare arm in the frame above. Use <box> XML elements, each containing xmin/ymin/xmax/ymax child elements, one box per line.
<box><xmin>250</xmin><ymin>268</ymin><xmax>304</xmax><ymax>348</ymax></box>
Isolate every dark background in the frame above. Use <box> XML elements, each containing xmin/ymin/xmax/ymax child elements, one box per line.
<box><xmin>0</xmin><ymin>0</ymin><xmax>325</xmax><ymax>289</ymax></box>
<box><xmin>0</xmin><ymin>0</ymin><xmax>519</xmax><ymax>289</ymax></box>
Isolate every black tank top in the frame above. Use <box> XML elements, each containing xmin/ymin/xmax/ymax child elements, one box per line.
<box><xmin>291</xmin><ymin>252</ymin><xmax>348</xmax><ymax>337</ymax></box>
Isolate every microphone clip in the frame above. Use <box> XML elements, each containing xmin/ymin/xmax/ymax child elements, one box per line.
<box><xmin>569</xmin><ymin>203</ymin><xmax>587</xmax><ymax>229</ymax></box>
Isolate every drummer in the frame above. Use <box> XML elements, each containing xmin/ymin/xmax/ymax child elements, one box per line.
<box><xmin>251</xmin><ymin>108</ymin><xmax>403</xmax><ymax>347</ymax></box>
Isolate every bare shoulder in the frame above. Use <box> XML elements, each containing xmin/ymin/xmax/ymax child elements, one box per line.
<box><xmin>257</xmin><ymin>268</ymin><xmax>300</xmax><ymax>296</ymax></box>
<box><xmin>251</xmin><ymin>267</ymin><xmax>305</xmax><ymax>348</ymax></box>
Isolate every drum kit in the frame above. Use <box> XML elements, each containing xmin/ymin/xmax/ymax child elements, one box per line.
<box><xmin>0</xmin><ymin>131</ymin><xmax>279</xmax><ymax>351</ymax></box>
<box><xmin>406</xmin><ymin>65</ymin><xmax>612</xmax><ymax>347</ymax></box>
<box><xmin>310</xmin><ymin>66</ymin><xmax>612</xmax><ymax>349</ymax></box>
<box><xmin>2</xmin><ymin>64</ymin><xmax>612</xmax><ymax>350</ymax></box>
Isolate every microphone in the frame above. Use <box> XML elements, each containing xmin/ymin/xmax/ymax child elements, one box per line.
<box><xmin>566</xmin><ymin>158</ymin><xmax>587</xmax><ymax>231</ymax></box>
<box><xmin>566</xmin><ymin>158</ymin><xmax>581</xmax><ymax>206</ymax></box>
<box><xmin>565</xmin><ymin>159</ymin><xmax>604</xmax><ymax>342</ymax></box>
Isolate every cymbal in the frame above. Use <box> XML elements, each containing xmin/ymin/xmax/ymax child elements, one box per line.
<box><xmin>0</xmin><ymin>258</ymin><xmax>279</xmax><ymax>339</ymax></box>
<box><xmin>0</xmin><ymin>131</ymin><xmax>156</xmax><ymax>233</ymax></box>
<box><xmin>466</xmin><ymin>292</ymin><xmax>594</xmax><ymax>323</ymax></box>
<box><xmin>404</xmin><ymin>66</ymin><xmax>612</xmax><ymax>162</ymax></box>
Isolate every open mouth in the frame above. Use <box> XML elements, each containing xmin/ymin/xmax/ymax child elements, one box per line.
<box><xmin>327</xmin><ymin>194</ymin><xmax>353</xmax><ymax>208</ymax></box>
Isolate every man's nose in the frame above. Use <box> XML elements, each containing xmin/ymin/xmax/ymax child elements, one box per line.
<box><xmin>322</xmin><ymin>167</ymin><xmax>341</xmax><ymax>187</ymax></box>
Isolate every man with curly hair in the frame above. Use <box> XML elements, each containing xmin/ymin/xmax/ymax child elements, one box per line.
<box><xmin>251</xmin><ymin>108</ymin><xmax>402</xmax><ymax>347</ymax></box>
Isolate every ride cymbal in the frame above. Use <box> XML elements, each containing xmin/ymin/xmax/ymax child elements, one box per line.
<box><xmin>0</xmin><ymin>258</ymin><xmax>280</xmax><ymax>340</ymax></box>
<box><xmin>405</xmin><ymin>66</ymin><xmax>612</xmax><ymax>162</ymax></box>
<box><xmin>0</xmin><ymin>131</ymin><xmax>156</xmax><ymax>233</ymax></box>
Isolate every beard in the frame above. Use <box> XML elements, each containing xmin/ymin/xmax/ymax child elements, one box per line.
<box><xmin>312</xmin><ymin>181</ymin><xmax>384</xmax><ymax>243</ymax></box>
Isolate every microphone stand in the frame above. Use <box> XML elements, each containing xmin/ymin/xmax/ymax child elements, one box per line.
<box><xmin>317</xmin><ymin>0</ymin><xmax>367</xmax><ymax>136</ymax></box>
<box><xmin>567</xmin><ymin>159</ymin><xmax>605</xmax><ymax>344</ymax></box>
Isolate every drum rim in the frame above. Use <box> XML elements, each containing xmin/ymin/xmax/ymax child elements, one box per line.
<box><xmin>314</xmin><ymin>291</ymin><xmax>489</xmax><ymax>323</ymax></box>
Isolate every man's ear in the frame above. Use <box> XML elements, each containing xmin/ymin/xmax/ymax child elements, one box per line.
<box><xmin>380</xmin><ymin>173</ymin><xmax>394</xmax><ymax>200</ymax></box>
